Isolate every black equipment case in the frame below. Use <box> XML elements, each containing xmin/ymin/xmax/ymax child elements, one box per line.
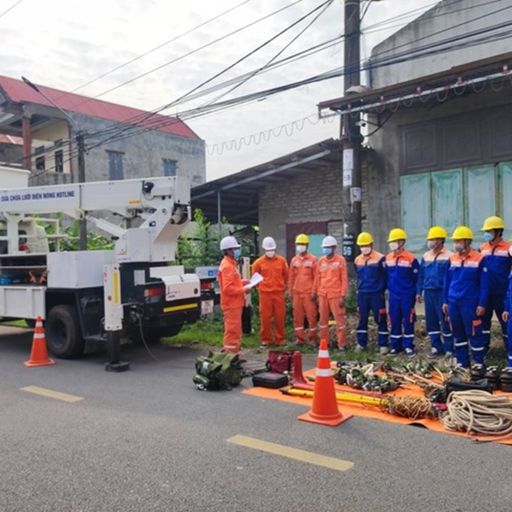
<box><xmin>252</xmin><ymin>372</ymin><xmax>289</xmax><ymax>389</ymax></box>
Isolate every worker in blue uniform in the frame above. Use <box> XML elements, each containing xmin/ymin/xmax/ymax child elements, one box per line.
<box><xmin>479</xmin><ymin>216</ymin><xmax>511</xmax><ymax>352</ymax></box>
<box><xmin>501</xmin><ymin>257</ymin><xmax>512</xmax><ymax>369</ymax></box>
<box><xmin>354</xmin><ymin>232</ymin><xmax>389</xmax><ymax>354</ymax></box>
<box><xmin>386</xmin><ymin>228</ymin><xmax>419</xmax><ymax>358</ymax></box>
<box><xmin>443</xmin><ymin>226</ymin><xmax>489</xmax><ymax>368</ymax></box>
<box><xmin>417</xmin><ymin>226</ymin><xmax>453</xmax><ymax>358</ymax></box>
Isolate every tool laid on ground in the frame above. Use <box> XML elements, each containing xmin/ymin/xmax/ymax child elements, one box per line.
<box><xmin>282</xmin><ymin>387</ymin><xmax>436</xmax><ymax>420</ymax></box>
<box><xmin>252</xmin><ymin>372</ymin><xmax>289</xmax><ymax>389</ymax></box>
<box><xmin>334</xmin><ymin>361</ymin><xmax>401</xmax><ymax>393</ymax></box>
<box><xmin>441</xmin><ymin>390</ymin><xmax>512</xmax><ymax>438</ymax></box>
<box><xmin>193</xmin><ymin>351</ymin><xmax>244</xmax><ymax>391</ymax></box>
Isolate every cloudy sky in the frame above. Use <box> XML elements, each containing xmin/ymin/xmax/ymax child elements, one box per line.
<box><xmin>0</xmin><ymin>0</ymin><xmax>436</xmax><ymax>180</ymax></box>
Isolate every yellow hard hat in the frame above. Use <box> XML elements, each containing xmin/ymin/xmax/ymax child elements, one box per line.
<box><xmin>452</xmin><ymin>225</ymin><xmax>473</xmax><ymax>240</ymax></box>
<box><xmin>356</xmin><ymin>232</ymin><xmax>374</xmax><ymax>246</ymax></box>
<box><xmin>427</xmin><ymin>226</ymin><xmax>447</xmax><ymax>240</ymax></box>
<box><xmin>481</xmin><ymin>215</ymin><xmax>505</xmax><ymax>231</ymax></box>
<box><xmin>295</xmin><ymin>233</ymin><xmax>309</xmax><ymax>245</ymax></box>
<box><xmin>387</xmin><ymin>228</ymin><xmax>407</xmax><ymax>243</ymax></box>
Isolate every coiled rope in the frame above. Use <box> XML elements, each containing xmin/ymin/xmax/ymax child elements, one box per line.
<box><xmin>441</xmin><ymin>390</ymin><xmax>512</xmax><ymax>438</ymax></box>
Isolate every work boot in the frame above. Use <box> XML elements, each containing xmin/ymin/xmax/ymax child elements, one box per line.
<box><xmin>354</xmin><ymin>344</ymin><xmax>366</xmax><ymax>353</ymax></box>
<box><xmin>405</xmin><ymin>348</ymin><xmax>415</xmax><ymax>358</ymax></box>
<box><xmin>379</xmin><ymin>346</ymin><xmax>389</xmax><ymax>356</ymax></box>
<box><xmin>427</xmin><ymin>348</ymin><xmax>443</xmax><ymax>360</ymax></box>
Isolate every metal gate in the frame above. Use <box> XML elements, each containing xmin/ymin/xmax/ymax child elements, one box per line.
<box><xmin>400</xmin><ymin>162</ymin><xmax>512</xmax><ymax>254</ymax></box>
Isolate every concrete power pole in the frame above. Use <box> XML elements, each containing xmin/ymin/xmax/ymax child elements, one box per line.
<box><xmin>341</xmin><ymin>0</ymin><xmax>362</xmax><ymax>262</ymax></box>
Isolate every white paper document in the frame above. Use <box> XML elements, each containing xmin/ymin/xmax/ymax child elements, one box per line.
<box><xmin>248</xmin><ymin>272</ymin><xmax>264</xmax><ymax>288</ymax></box>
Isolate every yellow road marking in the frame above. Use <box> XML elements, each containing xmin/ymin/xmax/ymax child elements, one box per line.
<box><xmin>227</xmin><ymin>435</ymin><xmax>353</xmax><ymax>472</ymax></box>
<box><xmin>20</xmin><ymin>386</ymin><xmax>83</xmax><ymax>403</ymax></box>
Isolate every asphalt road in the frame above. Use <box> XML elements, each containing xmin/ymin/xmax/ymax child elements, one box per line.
<box><xmin>1</xmin><ymin>325</ymin><xmax>511</xmax><ymax>512</ymax></box>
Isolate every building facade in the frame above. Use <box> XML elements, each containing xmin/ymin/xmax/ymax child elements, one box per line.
<box><xmin>321</xmin><ymin>0</ymin><xmax>512</xmax><ymax>253</ymax></box>
<box><xmin>0</xmin><ymin>75</ymin><xmax>205</xmax><ymax>188</ymax></box>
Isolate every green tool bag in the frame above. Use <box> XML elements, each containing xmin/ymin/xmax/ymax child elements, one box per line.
<box><xmin>193</xmin><ymin>351</ymin><xmax>244</xmax><ymax>391</ymax></box>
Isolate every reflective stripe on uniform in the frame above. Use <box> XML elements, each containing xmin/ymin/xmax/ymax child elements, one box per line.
<box><xmin>471</xmin><ymin>345</ymin><xmax>485</xmax><ymax>352</ymax></box>
<box><xmin>454</xmin><ymin>341</ymin><xmax>468</xmax><ymax>347</ymax></box>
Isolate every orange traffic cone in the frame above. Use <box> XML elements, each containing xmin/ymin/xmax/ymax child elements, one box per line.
<box><xmin>24</xmin><ymin>316</ymin><xmax>55</xmax><ymax>368</ymax></box>
<box><xmin>298</xmin><ymin>339</ymin><xmax>352</xmax><ymax>426</ymax></box>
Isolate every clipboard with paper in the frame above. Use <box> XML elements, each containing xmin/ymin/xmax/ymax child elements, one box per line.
<box><xmin>247</xmin><ymin>272</ymin><xmax>264</xmax><ymax>288</ymax></box>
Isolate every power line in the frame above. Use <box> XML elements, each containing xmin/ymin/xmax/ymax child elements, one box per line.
<box><xmin>85</xmin><ymin>20</ymin><xmax>512</xmax><ymax>148</ymax></box>
<box><xmin>85</xmin><ymin>0</ymin><xmax>333</xmax><ymax>148</ymax></box>
<box><xmin>371</xmin><ymin>0</ymin><xmax>512</xmax><ymax>59</ymax></box>
<box><xmin>66</xmin><ymin>0</ymin><xmax>253</xmax><ymax>96</ymax></box>
<box><xmin>86</xmin><ymin>0</ymin><xmax>503</xmax><ymax>142</ymax></box>
<box><xmin>71</xmin><ymin>0</ymin><xmax>304</xmax><ymax>109</ymax></box>
<box><xmin>202</xmin><ymin>0</ymin><xmax>334</xmax><ymax>108</ymax></box>
<box><xmin>0</xmin><ymin>0</ymin><xmax>23</xmax><ymax>20</ymax></box>
<box><xmin>79</xmin><ymin>1</ymin><xmax>452</xmax><ymax>141</ymax></box>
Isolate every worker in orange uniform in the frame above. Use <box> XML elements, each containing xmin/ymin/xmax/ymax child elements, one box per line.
<box><xmin>218</xmin><ymin>236</ymin><xmax>250</xmax><ymax>354</ymax></box>
<box><xmin>314</xmin><ymin>235</ymin><xmax>348</xmax><ymax>353</ymax></box>
<box><xmin>289</xmin><ymin>233</ymin><xmax>318</xmax><ymax>346</ymax></box>
<box><xmin>252</xmin><ymin>236</ymin><xmax>289</xmax><ymax>348</ymax></box>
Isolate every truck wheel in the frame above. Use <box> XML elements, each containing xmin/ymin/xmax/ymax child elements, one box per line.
<box><xmin>46</xmin><ymin>305</ymin><xmax>85</xmax><ymax>358</ymax></box>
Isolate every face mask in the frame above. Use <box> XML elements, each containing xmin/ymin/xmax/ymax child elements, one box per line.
<box><xmin>296</xmin><ymin>244</ymin><xmax>307</xmax><ymax>254</ymax></box>
<box><xmin>389</xmin><ymin>242</ymin><xmax>399</xmax><ymax>251</ymax></box>
<box><xmin>483</xmin><ymin>232</ymin><xmax>494</xmax><ymax>242</ymax></box>
<box><xmin>322</xmin><ymin>247</ymin><xmax>333</xmax><ymax>255</ymax></box>
<box><xmin>265</xmin><ymin>250</ymin><xmax>275</xmax><ymax>258</ymax></box>
<box><xmin>233</xmin><ymin>248</ymin><xmax>241</xmax><ymax>258</ymax></box>
<box><xmin>360</xmin><ymin>247</ymin><xmax>371</xmax><ymax>255</ymax></box>
<box><xmin>453</xmin><ymin>243</ymin><xmax>464</xmax><ymax>253</ymax></box>
<box><xmin>427</xmin><ymin>240</ymin><xmax>437</xmax><ymax>250</ymax></box>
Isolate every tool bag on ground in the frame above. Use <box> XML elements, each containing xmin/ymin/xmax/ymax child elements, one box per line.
<box><xmin>266</xmin><ymin>350</ymin><xmax>294</xmax><ymax>373</ymax></box>
<box><xmin>193</xmin><ymin>351</ymin><xmax>244</xmax><ymax>391</ymax></box>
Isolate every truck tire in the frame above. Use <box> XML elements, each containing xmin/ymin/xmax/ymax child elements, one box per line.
<box><xmin>46</xmin><ymin>305</ymin><xmax>85</xmax><ymax>358</ymax></box>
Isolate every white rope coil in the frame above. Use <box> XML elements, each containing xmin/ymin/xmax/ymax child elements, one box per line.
<box><xmin>441</xmin><ymin>390</ymin><xmax>512</xmax><ymax>438</ymax></box>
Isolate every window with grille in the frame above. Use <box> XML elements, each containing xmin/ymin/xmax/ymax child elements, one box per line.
<box><xmin>162</xmin><ymin>158</ymin><xmax>177</xmax><ymax>177</ymax></box>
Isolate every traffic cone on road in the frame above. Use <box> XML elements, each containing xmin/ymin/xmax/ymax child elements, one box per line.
<box><xmin>24</xmin><ymin>316</ymin><xmax>55</xmax><ymax>368</ymax></box>
<box><xmin>298</xmin><ymin>339</ymin><xmax>352</xmax><ymax>426</ymax></box>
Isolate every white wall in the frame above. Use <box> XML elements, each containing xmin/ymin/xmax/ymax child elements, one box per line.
<box><xmin>370</xmin><ymin>0</ymin><xmax>512</xmax><ymax>88</ymax></box>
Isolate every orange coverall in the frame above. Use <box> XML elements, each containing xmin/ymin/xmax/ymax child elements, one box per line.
<box><xmin>252</xmin><ymin>254</ymin><xmax>289</xmax><ymax>345</ymax></box>
<box><xmin>218</xmin><ymin>256</ymin><xmax>245</xmax><ymax>353</ymax></box>
<box><xmin>289</xmin><ymin>252</ymin><xmax>318</xmax><ymax>344</ymax></box>
<box><xmin>315</xmin><ymin>253</ymin><xmax>348</xmax><ymax>348</ymax></box>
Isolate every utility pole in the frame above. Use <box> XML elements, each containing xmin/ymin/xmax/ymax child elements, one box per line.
<box><xmin>341</xmin><ymin>0</ymin><xmax>362</xmax><ymax>263</ymax></box>
<box><xmin>76</xmin><ymin>131</ymin><xmax>87</xmax><ymax>249</ymax></box>
<box><xmin>21</xmin><ymin>76</ymin><xmax>87</xmax><ymax>250</ymax></box>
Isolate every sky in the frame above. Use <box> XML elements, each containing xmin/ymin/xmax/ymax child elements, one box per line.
<box><xmin>0</xmin><ymin>0</ymin><xmax>437</xmax><ymax>180</ymax></box>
